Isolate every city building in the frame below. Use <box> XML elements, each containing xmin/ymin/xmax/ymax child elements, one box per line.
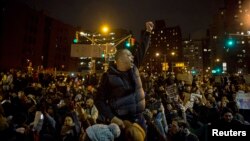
<box><xmin>142</xmin><ymin>20</ymin><xmax>183</xmax><ymax>74</ymax></box>
<box><xmin>0</xmin><ymin>0</ymin><xmax>78</xmax><ymax>71</ymax></box>
<box><xmin>209</xmin><ymin>0</ymin><xmax>250</xmax><ymax>74</ymax></box>
<box><xmin>183</xmin><ymin>38</ymin><xmax>208</xmax><ymax>75</ymax></box>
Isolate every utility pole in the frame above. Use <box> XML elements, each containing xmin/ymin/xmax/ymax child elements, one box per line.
<box><xmin>164</xmin><ymin>54</ymin><xmax>167</xmax><ymax>78</ymax></box>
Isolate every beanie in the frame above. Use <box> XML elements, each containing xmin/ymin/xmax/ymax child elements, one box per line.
<box><xmin>123</xmin><ymin>120</ymin><xmax>146</xmax><ymax>141</ymax></box>
<box><xmin>86</xmin><ymin>123</ymin><xmax>120</xmax><ymax>141</ymax></box>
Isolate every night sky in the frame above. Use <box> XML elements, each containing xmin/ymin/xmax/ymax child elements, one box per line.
<box><xmin>21</xmin><ymin>0</ymin><xmax>224</xmax><ymax>38</ymax></box>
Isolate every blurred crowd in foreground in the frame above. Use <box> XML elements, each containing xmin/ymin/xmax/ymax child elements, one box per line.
<box><xmin>0</xmin><ymin>68</ymin><xmax>250</xmax><ymax>141</ymax></box>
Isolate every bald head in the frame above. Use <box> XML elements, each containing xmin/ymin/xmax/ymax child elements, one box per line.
<box><xmin>115</xmin><ymin>49</ymin><xmax>134</xmax><ymax>71</ymax></box>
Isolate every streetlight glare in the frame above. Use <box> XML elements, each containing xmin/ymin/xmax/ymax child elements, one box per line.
<box><xmin>155</xmin><ymin>52</ymin><xmax>160</xmax><ymax>57</ymax></box>
<box><xmin>102</xmin><ymin>25</ymin><xmax>109</xmax><ymax>33</ymax></box>
<box><xmin>171</xmin><ymin>52</ymin><xmax>175</xmax><ymax>56</ymax></box>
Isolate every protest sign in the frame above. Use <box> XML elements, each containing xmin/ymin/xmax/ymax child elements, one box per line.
<box><xmin>176</xmin><ymin>73</ymin><xmax>193</xmax><ymax>85</ymax></box>
<box><xmin>236</xmin><ymin>91</ymin><xmax>250</xmax><ymax>109</ymax></box>
<box><xmin>165</xmin><ymin>84</ymin><xmax>178</xmax><ymax>99</ymax></box>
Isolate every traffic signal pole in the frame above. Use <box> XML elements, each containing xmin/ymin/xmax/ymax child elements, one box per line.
<box><xmin>113</xmin><ymin>34</ymin><xmax>132</xmax><ymax>48</ymax></box>
<box><xmin>76</xmin><ymin>33</ymin><xmax>133</xmax><ymax>72</ymax></box>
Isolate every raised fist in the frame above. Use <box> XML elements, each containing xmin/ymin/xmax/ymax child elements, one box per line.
<box><xmin>146</xmin><ymin>21</ymin><xmax>154</xmax><ymax>33</ymax></box>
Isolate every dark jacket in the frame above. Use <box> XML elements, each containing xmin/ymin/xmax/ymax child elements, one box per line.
<box><xmin>95</xmin><ymin>31</ymin><xmax>151</xmax><ymax>122</ymax></box>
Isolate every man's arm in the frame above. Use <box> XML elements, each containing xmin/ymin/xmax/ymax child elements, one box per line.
<box><xmin>134</xmin><ymin>21</ymin><xmax>154</xmax><ymax>67</ymax></box>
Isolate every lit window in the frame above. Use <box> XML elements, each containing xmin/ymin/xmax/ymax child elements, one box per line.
<box><xmin>204</xmin><ymin>49</ymin><xmax>207</xmax><ymax>52</ymax></box>
<box><xmin>161</xmin><ymin>30</ymin><xmax>163</xmax><ymax>33</ymax></box>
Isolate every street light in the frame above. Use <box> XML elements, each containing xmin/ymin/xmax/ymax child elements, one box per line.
<box><xmin>101</xmin><ymin>25</ymin><xmax>110</xmax><ymax>72</ymax></box>
<box><xmin>171</xmin><ymin>51</ymin><xmax>175</xmax><ymax>56</ymax></box>
<box><xmin>101</xmin><ymin>25</ymin><xmax>109</xmax><ymax>33</ymax></box>
<box><xmin>171</xmin><ymin>51</ymin><xmax>175</xmax><ymax>73</ymax></box>
<box><xmin>155</xmin><ymin>52</ymin><xmax>160</xmax><ymax>57</ymax></box>
<box><xmin>154</xmin><ymin>52</ymin><xmax>160</xmax><ymax>73</ymax></box>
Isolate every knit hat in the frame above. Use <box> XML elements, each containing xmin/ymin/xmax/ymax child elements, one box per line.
<box><xmin>123</xmin><ymin>120</ymin><xmax>146</xmax><ymax>141</ymax></box>
<box><xmin>86</xmin><ymin>123</ymin><xmax>120</xmax><ymax>141</ymax></box>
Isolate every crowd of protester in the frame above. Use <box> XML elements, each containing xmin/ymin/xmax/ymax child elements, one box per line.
<box><xmin>0</xmin><ymin>68</ymin><xmax>249</xmax><ymax>141</ymax></box>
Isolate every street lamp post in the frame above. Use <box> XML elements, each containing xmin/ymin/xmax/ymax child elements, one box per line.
<box><xmin>171</xmin><ymin>51</ymin><xmax>175</xmax><ymax>73</ymax></box>
<box><xmin>101</xmin><ymin>25</ymin><xmax>109</xmax><ymax>72</ymax></box>
<box><xmin>103</xmin><ymin>43</ymin><xmax>109</xmax><ymax>72</ymax></box>
<box><xmin>163</xmin><ymin>54</ymin><xmax>167</xmax><ymax>78</ymax></box>
<box><xmin>155</xmin><ymin>52</ymin><xmax>160</xmax><ymax>73</ymax></box>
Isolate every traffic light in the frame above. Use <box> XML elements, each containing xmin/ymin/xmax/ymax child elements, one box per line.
<box><xmin>73</xmin><ymin>31</ymin><xmax>79</xmax><ymax>43</ymax></box>
<box><xmin>212</xmin><ymin>66</ymin><xmax>222</xmax><ymax>75</ymax></box>
<box><xmin>191</xmin><ymin>70</ymin><xmax>197</xmax><ymax>75</ymax></box>
<box><xmin>129</xmin><ymin>37</ymin><xmax>135</xmax><ymax>46</ymax></box>
<box><xmin>225</xmin><ymin>38</ymin><xmax>235</xmax><ymax>48</ymax></box>
<box><xmin>216</xmin><ymin>68</ymin><xmax>221</xmax><ymax>73</ymax></box>
<box><xmin>124</xmin><ymin>37</ymin><xmax>136</xmax><ymax>48</ymax></box>
<box><xmin>125</xmin><ymin>40</ymin><xmax>130</xmax><ymax>48</ymax></box>
<box><xmin>101</xmin><ymin>52</ymin><xmax>105</xmax><ymax>58</ymax></box>
<box><xmin>73</xmin><ymin>38</ymin><xmax>78</xmax><ymax>43</ymax></box>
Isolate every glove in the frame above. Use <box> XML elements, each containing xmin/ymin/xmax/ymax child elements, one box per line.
<box><xmin>111</xmin><ymin>116</ymin><xmax>125</xmax><ymax>128</ymax></box>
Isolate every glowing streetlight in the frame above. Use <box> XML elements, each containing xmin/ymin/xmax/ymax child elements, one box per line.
<box><xmin>170</xmin><ymin>51</ymin><xmax>176</xmax><ymax>73</ymax></box>
<box><xmin>101</xmin><ymin>25</ymin><xmax>110</xmax><ymax>72</ymax></box>
<box><xmin>155</xmin><ymin>52</ymin><xmax>160</xmax><ymax>57</ymax></box>
<box><xmin>171</xmin><ymin>51</ymin><xmax>175</xmax><ymax>56</ymax></box>
<box><xmin>101</xmin><ymin>25</ymin><xmax>109</xmax><ymax>34</ymax></box>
